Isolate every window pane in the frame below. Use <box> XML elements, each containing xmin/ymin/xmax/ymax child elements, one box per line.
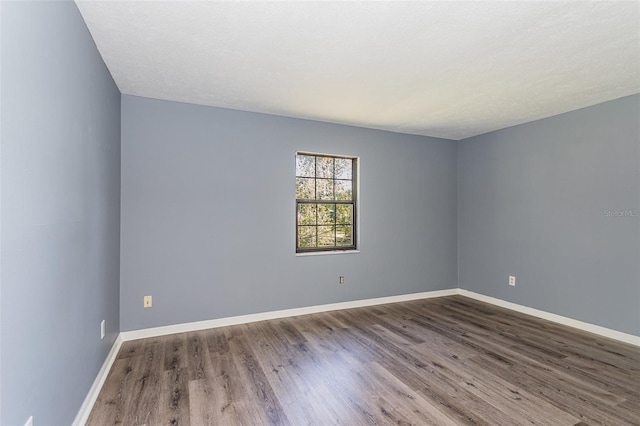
<box><xmin>296</xmin><ymin>177</ymin><xmax>315</xmax><ymax>199</ymax></box>
<box><xmin>296</xmin><ymin>155</ymin><xmax>315</xmax><ymax>177</ymax></box>
<box><xmin>336</xmin><ymin>204</ymin><xmax>353</xmax><ymax>224</ymax></box>
<box><xmin>318</xmin><ymin>225</ymin><xmax>335</xmax><ymax>246</ymax></box>
<box><xmin>335</xmin><ymin>158</ymin><xmax>352</xmax><ymax>179</ymax></box>
<box><xmin>316</xmin><ymin>157</ymin><xmax>334</xmax><ymax>179</ymax></box>
<box><xmin>317</xmin><ymin>204</ymin><xmax>336</xmax><ymax>225</ymax></box>
<box><xmin>335</xmin><ymin>180</ymin><xmax>352</xmax><ymax>200</ymax></box>
<box><xmin>316</xmin><ymin>178</ymin><xmax>334</xmax><ymax>200</ymax></box>
<box><xmin>297</xmin><ymin>204</ymin><xmax>316</xmax><ymax>225</ymax></box>
<box><xmin>336</xmin><ymin>225</ymin><xmax>353</xmax><ymax>246</ymax></box>
<box><xmin>298</xmin><ymin>226</ymin><xmax>316</xmax><ymax>247</ymax></box>
<box><xmin>295</xmin><ymin>153</ymin><xmax>356</xmax><ymax>253</ymax></box>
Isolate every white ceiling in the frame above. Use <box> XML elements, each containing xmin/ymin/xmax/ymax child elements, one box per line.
<box><xmin>76</xmin><ymin>1</ymin><xmax>640</xmax><ymax>140</ymax></box>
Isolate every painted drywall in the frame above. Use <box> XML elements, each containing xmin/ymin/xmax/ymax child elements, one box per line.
<box><xmin>458</xmin><ymin>94</ymin><xmax>640</xmax><ymax>336</ymax></box>
<box><xmin>1</xmin><ymin>2</ymin><xmax>121</xmax><ymax>424</ymax></box>
<box><xmin>120</xmin><ymin>95</ymin><xmax>457</xmax><ymax>331</ymax></box>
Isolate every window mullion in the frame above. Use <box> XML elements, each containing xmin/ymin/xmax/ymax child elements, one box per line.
<box><xmin>332</xmin><ymin>158</ymin><xmax>335</xmax><ymax>246</ymax></box>
<box><xmin>314</xmin><ymin>156</ymin><xmax>318</xmax><ymax>247</ymax></box>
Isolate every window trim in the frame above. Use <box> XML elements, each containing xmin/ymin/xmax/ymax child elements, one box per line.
<box><xmin>295</xmin><ymin>152</ymin><xmax>358</xmax><ymax>253</ymax></box>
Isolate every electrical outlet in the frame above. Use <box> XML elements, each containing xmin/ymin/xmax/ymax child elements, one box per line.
<box><xmin>101</xmin><ymin>320</ymin><xmax>106</xmax><ymax>340</ymax></box>
<box><xmin>25</xmin><ymin>416</ymin><xmax>33</xmax><ymax>426</ymax></box>
<box><xmin>339</xmin><ymin>276</ymin><xmax>345</xmax><ymax>284</ymax></box>
<box><xmin>144</xmin><ymin>295</ymin><xmax>152</xmax><ymax>308</ymax></box>
<box><xmin>509</xmin><ymin>275</ymin><xmax>516</xmax><ymax>286</ymax></box>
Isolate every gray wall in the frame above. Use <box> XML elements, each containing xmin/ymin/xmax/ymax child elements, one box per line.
<box><xmin>458</xmin><ymin>95</ymin><xmax>640</xmax><ymax>336</ymax></box>
<box><xmin>120</xmin><ymin>95</ymin><xmax>458</xmax><ymax>331</ymax></box>
<box><xmin>1</xmin><ymin>2</ymin><xmax>121</xmax><ymax>424</ymax></box>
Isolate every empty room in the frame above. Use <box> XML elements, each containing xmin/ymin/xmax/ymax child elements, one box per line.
<box><xmin>1</xmin><ymin>0</ymin><xmax>639</xmax><ymax>425</ymax></box>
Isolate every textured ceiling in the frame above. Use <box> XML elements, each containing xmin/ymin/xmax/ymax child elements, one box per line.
<box><xmin>75</xmin><ymin>1</ymin><xmax>640</xmax><ymax>140</ymax></box>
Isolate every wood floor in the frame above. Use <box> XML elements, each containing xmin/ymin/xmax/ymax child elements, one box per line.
<box><xmin>87</xmin><ymin>296</ymin><xmax>640</xmax><ymax>425</ymax></box>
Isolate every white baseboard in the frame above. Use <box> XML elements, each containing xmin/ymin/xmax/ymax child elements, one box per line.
<box><xmin>120</xmin><ymin>288</ymin><xmax>640</xmax><ymax>347</ymax></box>
<box><xmin>73</xmin><ymin>334</ymin><xmax>123</xmax><ymax>426</ymax></box>
<box><xmin>458</xmin><ymin>289</ymin><xmax>640</xmax><ymax>347</ymax></box>
<box><xmin>120</xmin><ymin>289</ymin><xmax>458</xmax><ymax>341</ymax></box>
<box><xmin>77</xmin><ymin>287</ymin><xmax>638</xmax><ymax>424</ymax></box>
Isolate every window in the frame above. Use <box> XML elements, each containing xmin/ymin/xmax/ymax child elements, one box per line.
<box><xmin>296</xmin><ymin>153</ymin><xmax>357</xmax><ymax>253</ymax></box>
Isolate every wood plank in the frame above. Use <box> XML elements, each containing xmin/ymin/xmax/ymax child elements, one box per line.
<box><xmin>204</xmin><ymin>327</ymin><xmax>230</xmax><ymax>355</ymax></box>
<box><xmin>188</xmin><ymin>353</ymin><xmax>240</xmax><ymax>426</ymax></box>
<box><xmin>86</xmin><ymin>355</ymin><xmax>143</xmax><ymax>425</ymax></box>
<box><xmin>248</xmin><ymin>321</ymin><xmax>339</xmax><ymax>424</ymax></box>
<box><xmin>160</xmin><ymin>367</ymin><xmax>190</xmax><ymax>425</ymax></box>
<box><xmin>224</xmin><ymin>326</ymin><xmax>290</xmax><ymax>425</ymax></box>
<box><xmin>164</xmin><ymin>333</ymin><xmax>188</xmax><ymax>372</ymax></box>
<box><xmin>117</xmin><ymin>339</ymin><xmax>146</xmax><ymax>359</ymax></box>
<box><xmin>186</xmin><ymin>331</ymin><xmax>213</xmax><ymax>381</ymax></box>
<box><xmin>120</xmin><ymin>338</ymin><xmax>165</xmax><ymax>425</ymax></box>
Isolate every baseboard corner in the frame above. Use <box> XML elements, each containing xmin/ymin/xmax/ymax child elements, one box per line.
<box><xmin>72</xmin><ymin>333</ymin><xmax>123</xmax><ymax>426</ymax></box>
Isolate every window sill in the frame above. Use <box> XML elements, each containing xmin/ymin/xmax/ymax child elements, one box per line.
<box><xmin>296</xmin><ymin>250</ymin><xmax>360</xmax><ymax>257</ymax></box>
